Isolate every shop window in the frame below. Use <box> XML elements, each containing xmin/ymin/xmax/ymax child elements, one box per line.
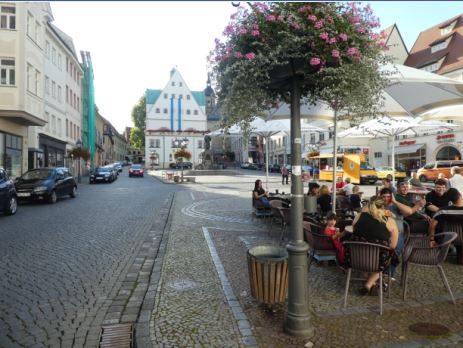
<box><xmin>436</xmin><ymin>146</ymin><xmax>461</xmax><ymax>161</ymax></box>
<box><xmin>374</xmin><ymin>152</ymin><xmax>382</xmax><ymax>158</ymax></box>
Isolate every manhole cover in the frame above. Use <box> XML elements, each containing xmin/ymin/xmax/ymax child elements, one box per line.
<box><xmin>167</xmin><ymin>279</ymin><xmax>197</xmax><ymax>291</ymax></box>
<box><xmin>409</xmin><ymin>322</ymin><xmax>450</xmax><ymax>336</ymax></box>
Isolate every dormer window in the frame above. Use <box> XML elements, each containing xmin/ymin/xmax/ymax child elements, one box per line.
<box><xmin>422</xmin><ymin>62</ymin><xmax>440</xmax><ymax>72</ymax></box>
<box><xmin>431</xmin><ymin>41</ymin><xmax>448</xmax><ymax>53</ymax></box>
<box><xmin>441</xmin><ymin>22</ymin><xmax>456</xmax><ymax>36</ymax></box>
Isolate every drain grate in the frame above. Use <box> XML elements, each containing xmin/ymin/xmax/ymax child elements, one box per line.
<box><xmin>409</xmin><ymin>322</ymin><xmax>450</xmax><ymax>337</ymax></box>
<box><xmin>98</xmin><ymin>323</ymin><xmax>134</xmax><ymax>348</ymax></box>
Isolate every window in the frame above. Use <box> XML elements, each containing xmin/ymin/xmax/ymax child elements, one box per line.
<box><xmin>198</xmin><ymin>140</ymin><xmax>203</xmax><ymax>149</ymax></box>
<box><xmin>186</xmin><ymin>109</ymin><xmax>191</xmax><ymax>115</ymax></box>
<box><xmin>77</xmin><ymin>97</ymin><xmax>80</xmax><ymax>111</ymax></box>
<box><xmin>163</xmin><ymin>108</ymin><xmax>168</xmax><ymax>114</ymax></box>
<box><xmin>45</xmin><ymin>112</ymin><xmax>50</xmax><ymax>131</ymax></box>
<box><xmin>57</xmin><ymin>86</ymin><xmax>62</xmax><ymax>102</ymax></box>
<box><xmin>51</xmin><ymin>81</ymin><xmax>56</xmax><ymax>98</ymax></box>
<box><xmin>57</xmin><ymin>118</ymin><xmax>62</xmax><ymax>137</ymax></box>
<box><xmin>66</xmin><ymin>57</ymin><xmax>68</xmax><ymax>72</ymax></box>
<box><xmin>0</xmin><ymin>5</ymin><xmax>15</xmax><ymax>29</ymax></box>
<box><xmin>329</xmin><ymin>131</ymin><xmax>333</xmax><ymax>139</ymax></box>
<box><xmin>34</xmin><ymin>21</ymin><xmax>40</xmax><ymax>43</ymax></box>
<box><xmin>171</xmin><ymin>94</ymin><xmax>175</xmax><ymax>98</ymax></box>
<box><xmin>45</xmin><ymin>76</ymin><xmax>50</xmax><ymax>95</ymax></box>
<box><xmin>186</xmin><ymin>94</ymin><xmax>190</xmax><ymax>100</ymax></box>
<box><xmin>149</xmin><ymin>139</ymin><xmax>155</xmax><ymax>147</ymax></box>
<box><xmin>172</xmin><ymin>81</ymin><xmax>175</xmax><ymax>86</ymax></box>
<box><xmin>441</xmin><ymin>22</ymin><xmax>456</xmax><ymax>36</ymax></box>
<box><xmin>52</xmin><ymin>48</ymin><xmax>57</xmax><ymax>65</ymax></box>
<box><xmin>51</xmin><ymin>114</ymin><xmax>56</xmax><ymax>135</ymax></box>
<box><xmin>319</xmin><ymin>132</ymin><xmax>325</xmax><ymax>141</ymax></box>
<box><xmin>58</xmin><ymin>54</ymin><xmax>62</xmax><ymax>70</ymax></box>
<box><xmin>34</xmin><ymin>69</ymin><xmax>40</xmax><ymax>95</ymax></box>
<box><xmin>374</xmin><ymin>152</ymin><xmax>382</xmax><ymax>158</ymax></box>
<box><xmin>422</xmin><ymin>62</ymin><xmax>439</xmax><ymax>72</ymax></box>
<box><xmin>27</xmin><ymin>12</ymin><xmax>33</xmax><ymax>37</ymax></box>
<box><xmin>179</xmin><ymin>82</ymin><xmax>183</xmax><ymax>87</ymax></box>
<box><xmin>66</xmin><ymin>119</ymin><xmax>68</xmax><ymax>137</ymax></box>
<box><xmin>0</xmin><ymin>58</ymin><xmax>15</xmax><ymax>85</ymax></box>
<box><xmin>431</xmin><ymin>41</ymin><xmax>448</xmax><ymax>53</ymax></box>
<box><xmin>73</xmin><ymin>93</ymin><xmax>76</xmax><ymax>108</ymax></box>
<box><xmin>26</xmin><ymin>64</ymin><xmax>32</xmax><ymax>91</ymax></box>
<box><xmin>66</xmin><ymin>85</ymin><xmax>68</xmax><ymax>102</ymax></box>
<box><xmin>193</xmin><ymin>110</ymin><xmax>198</xmax><ymax>115</ymax></box>
<box><xmin>155</xmin><ymin>108</ymin><xmax>160</xmax><ymax>113</ymax></box>
<box><xmin>179</xmin><ymin>94</ymin><xmax>183</xmax><ymax>99</ymax></box>
<box><xmin>164</xmin><ymin>93</ymin><xmax>167</xmax><ymax>99</ymax></box>
<box><xmin>310</xmin><ymin>134</ymin><xmax>315</xmax><ymax>144</ymax></box>
<box><xmin>155</xmin><ymin>139</ymin><xmax>160</xmax><ymax>148</ymax></box>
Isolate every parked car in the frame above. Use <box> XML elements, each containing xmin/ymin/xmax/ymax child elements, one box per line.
<box><xmin>268</xmin><ymin>164</ymin><xmax>281</xmax><ymax>173</ymax></box>
<box><xmin>105</xmin><ymin>164</ymin><xmax>119</xmax><ymax>179</ymax></box>
<box><xmin>0</xmin><ymin>167</ymin><xmax>17</xmax><ymax>215</ymax></box>
<box><xmin>169</xmin><ymin>162</ymin><xmax>177</xmax><ymax>169</ymax></box>
<box><xmin>417</xmin><ymin>160</ymin><xmax>463</xmax><ymax>182</ymax></box>
<box><xmin>240</xmin><ymin>162</ymin><xmax>250</xmax><ymax>169</ymax></box>
<box><xmin>129</xmin><ymin>164</ymin><xmax>144</xmax><ymax>177</ymax></box>
<box><xmin>248</xmin><ymin>163</ymin><xmax>259</xmax><ymax>170</ymax></box>
<box><xmin>176</xmin><ymin>162</ymin><xmax>193</xmax><ymax>169</ymax></box>
<box><xmin>89</xmin><ymin>166</ymin><xmax>115</xmax><ymax>183</ymax></box>
<box><xmin>113</xmin><ymin>162</ymin><xmax>123</xmax><ymax>173</ymax></box>
<box><xmin>15</xmin><ymin>167</ymin><xmax>77</xmax><ymax>204</ymax></box>
<box><xmin>375</xmin><ymin>166</ymin><xmax>407</xmax><ymax>181</ymax></box>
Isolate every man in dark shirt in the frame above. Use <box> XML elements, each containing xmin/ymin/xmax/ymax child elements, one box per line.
<box><xmin>395</xmin><ymin>182</ymin><xmax>431</xmax><ymax>234</ymax></box>
<box><xmin>425</xmin><ymin>179</ymin><xmax>450</xmax><ymax>218</ymax></box>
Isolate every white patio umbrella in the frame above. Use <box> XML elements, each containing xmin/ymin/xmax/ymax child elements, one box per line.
<box><xmin>420</xmin><ymin>104</ymin><xmax>463</xmax><ymax>121</ymax></box>
<box><xmin>337</xmin><ymin>116</ymin><xmax>459</xmax><ymax>182</ymax></box>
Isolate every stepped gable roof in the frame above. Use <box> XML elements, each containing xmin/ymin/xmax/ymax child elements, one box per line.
<box><xmin>405</xmin><ymin>14</ymin><xmax>463</xmax><ymax>75</ymax></box>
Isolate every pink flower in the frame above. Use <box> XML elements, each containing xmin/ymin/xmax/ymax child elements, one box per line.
<box><xmin>329</xmin><ymin>37</ymin><xmax>337</xmax><ymax>44</ymax></box>
<box><xmin>291</xmin><ymin>22</ymin><xmax>301</xmax><ymax>30</ymax></box>
<box><xmin>245</xmin><ymin>52</ymin><xmax>256</xmax><ymax>60</ymax></box>
<box><xmin>277</xmin><ymin>15</ymin><xmax>285</xmax><ymax>21</ymax></box>
<box><xmin>319</xmin><ymin>32</ymin><xmax>329</xmax><ymax>40</ymax></box>
<box><xmin>235</xmin><ymin>52</ymin><xmax>243</xmax><ymax>59</ymax></box>
<box><xmin>314</xmin><ymin>20</ymin><xmax>324</xmax><ymax>29</ymax></box>
<box><xmin>339</xmin><ymin>33</ymin><xmax>348</xmax><ymax>41</ymax></box>
<box><xmin>252</xmin><ymin>23</ymin><xmax>259</xmax><ymax>30</ymax></box>
<box><xmin>347</xmin><ymin>47</ymin><xmax>359</xmax><ymax>56</ymax></box>
<box><xmin>357</xmin><ymin>26</ymin><xmax>366</xmax><ymax>34</ymax></box>
<box><xmin>239</xmin><ymin>28</ymin><xmax>247</xmax><ymax>35</ymax></box>
<box><xmin>310</xmin><ymin>57</ymin><xmax>321</xmax><ymax>66</ymax></box>
<box><xmin>266</xmin><ymin>15</ymin><xmax>276</xmax><ymax>22</ymax></box>
<box><xmin>331</xmin><ymin>49</ymin><xmax>340</xmax><ymax>58</ymax></box>
<box><xmin>350</xmin><ymin>15</ymin><xmax>360</xmax><ymax>24</ymax></box>
<box><xmin>251</xmin><ymin>30</ymin><xmax>260</xmax><ymax>37</ymax></box>
<box><xmin>308</xmin><ymin>15</ymin><xmax>317</xmax><ymax>22</ymax></box>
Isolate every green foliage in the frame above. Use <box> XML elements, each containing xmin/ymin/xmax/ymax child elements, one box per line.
<box><xmin>130</xmin><ymin>127</ymin><xmax>144</xmax><ymax>149</ymax></box>
<box><xmin>69</xmin><ymin>147</ymin><xmax>90</xmax><ymax>161</ymax></box>
<box><xmin>131</xmin><ymin>95</ymin><xmax>146</xmax><ymax>130</ymax></box>
<box><xmin>209</xmin><ymin>2</ymin><xmax>391</xmax><ymax>131</ymax></box>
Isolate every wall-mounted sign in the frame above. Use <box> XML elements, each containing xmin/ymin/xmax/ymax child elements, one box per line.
<box><xmin>399</xmin><ymin>140</ymin><xmax>416</xmax><ymax>146</ymax></box>
<box><xmin>436</xmin><ymin>134</ymin><xmax>454</xmax><ymax>143</ymax></box>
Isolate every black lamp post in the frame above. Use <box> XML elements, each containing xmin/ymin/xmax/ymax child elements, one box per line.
<box><xmin>76</xmin><ymin>139</ymin><xmax>82</xmax><ymax>183</ymax></box>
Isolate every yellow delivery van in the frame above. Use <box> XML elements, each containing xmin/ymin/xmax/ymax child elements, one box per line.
<box><xmin>310</xmin><ymin>154</ymin><xmax>378</xmax><ymax>185</ymax></box>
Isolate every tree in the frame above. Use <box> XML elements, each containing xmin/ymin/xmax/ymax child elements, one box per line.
<box><xmin>131</xmin><ymin>95</ymin><xmax>146</xmax><ymax>148</ymax></box>
<box><xmin>130</xmin><ymin>127</ymin><xmax>144</xmax><ymax>149</ymax></box>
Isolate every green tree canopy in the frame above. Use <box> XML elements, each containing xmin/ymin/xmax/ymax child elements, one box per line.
<box><xmin>131</xmin><ymin>95</ymin><xmax>146</xmax><ymax>131</ymax></box>
<box><xmin>130</xmin><ymin>127</ymin><xmax>144</xmax><ymax>149</ymax></box>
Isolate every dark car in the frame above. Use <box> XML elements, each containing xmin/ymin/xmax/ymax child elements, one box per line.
<box><xmin>268</xmin><ymin>164</ymin><xmax>281</xmax><ymax>173</ymax></box>
<box><xmin>248</xmin><ymin>163</ymin><xmax>259</xmax><ymax>170</ymax></box>
<box><xmin>176</xmin><ymin>162</ymin><xmax>192</xmax><ymax>169</ymax></box>
<box><xmin>0</xmin><ymin>168</ymin><xmax>17</xmax><ymax>215</ymax></box>
<box><xmin>129</xmin><ymin>164</ymin><xmax>144</xmax><ymax>177</ymax></box>
<box><xmin>113</xmin><ymin>162</ymin><xmax>123</xmax><ymax>173</ymax></box>
<box><xmin>106</xmin><ymin>164</ymin><xmax>119</xmax><ymax>179</ymax></box>
<box><xmin>89</xmin><ymin>166</ymin><xmax>115</xmax><ymax>183</ymax></box>
<box><xmin>15</xmin><ymin>167</ymin><xmax>77</xmax><ymax>204</ymax></box>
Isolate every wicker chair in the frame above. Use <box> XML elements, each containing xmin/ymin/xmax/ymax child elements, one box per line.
<box><xmin>252</xmin><ymin>192</ymin><xmax>272</xmax><ymax>219</ymax></box>
<box><xmin>343</xmin><ymin>241</ymin><xmax>392</xmax><ymax>315</ymax></box>
<box><xmin>268</xmin><ymin>200</ymin><xmax>286</xmax><ymax>235</ymax></box>
<box><xmin>440</xmin><ymin>218</ymin><xmax>463</xmax><ymax>264</ymax></box>
<box><xmin>303</xmin><ymin>221</ymin><xmax>337</xmax><ymax>271</ymax></box>
<box><xmin>402</xmin><ymin>232</ymin><xmax>457</xmax><ymax>304</ymax></box>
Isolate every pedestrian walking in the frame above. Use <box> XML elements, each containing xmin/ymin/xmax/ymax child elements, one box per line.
<box><xmin>281</xmin><ymin>165</ymin><xmax>289</xmax><ymax>185</ymax></box>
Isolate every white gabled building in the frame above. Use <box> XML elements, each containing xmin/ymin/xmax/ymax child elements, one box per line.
<box><xmin>145</xmin><ymin>68</ymin><xmax>209</xmax><ymax>168</ymax></box>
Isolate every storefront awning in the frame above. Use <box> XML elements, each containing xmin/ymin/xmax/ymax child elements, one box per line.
<box><xmin>394</xmin><ymin>143</ymin><xmax>425</xmax><ymax>155</ymax></box>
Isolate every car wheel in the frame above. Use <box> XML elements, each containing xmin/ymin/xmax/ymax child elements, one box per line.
<box><xmin>70</xmin><ymin>186</ymin><xmax>77</xmax><ymax>198</ymax></box>
<box><xmin>5</xmin><ymin>196</ymin><xmax>17</xmax><ymax>215</ymax></box>
<box><xmin>48</xmin><ymin>190</ymin><xmax>57</xmax><ymax>204</ymax></box>
<box><xmin>386</xmin><ymin>174</ymin><xmax>392</xmax><ymax>181</ymax></box>
<box><xmin>419</xmin><ymin>175</ymin><xmax>427</xmax><ymax>183</ymax></box>
<box><xmin>89</xmin><ymin>180</ymin><xmax>94</xmax><ymax>184</ymax></box>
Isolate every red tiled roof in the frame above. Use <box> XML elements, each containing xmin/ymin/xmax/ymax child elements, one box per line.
<box><xmin>404</xmin><ymin>14</ymin><xmax>463</xmax><ymax>75</ymax></box>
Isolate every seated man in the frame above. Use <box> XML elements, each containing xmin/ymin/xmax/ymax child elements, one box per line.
<box><xmin>429</xmin><ymin>188</ymin><xmax>463</xmax><ymax>245</ymax></box>
<box><xmin>339</xmin><ymin>177</ymin><xmax>354</xmax><ymax>196</ymax></box>
<box><xmin>395</xmin><ymin>182</ymin><xmax>431</xmax><ymax>234</ymax></box>
<box><xmin>425</xmin><ymin>179</ymin><xmax>450</xmax><ymax>218</ymax></box>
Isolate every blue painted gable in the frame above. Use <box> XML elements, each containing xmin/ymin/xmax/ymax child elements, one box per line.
<box><xmin>146</xmin><ymin>89</ymin><xmax>162</xmax><ymax>104</ymax></box>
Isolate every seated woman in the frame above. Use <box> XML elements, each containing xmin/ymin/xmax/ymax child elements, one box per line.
<box><xmin>317</xmin><ymin>185</ymin><xmax>332</xmax><ymax>215</ymax></box>
<box><xmin>351</xmin><ymin>196</ymin><xmax>399</xmax><ymax>295</ymax></box>
<box><xmin>253</xmin><ymin>179</ymin><xmax>271</xmax><ymax>208</ymax></box>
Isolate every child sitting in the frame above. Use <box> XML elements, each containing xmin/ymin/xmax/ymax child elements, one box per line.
<box><xmin>323</xmin><ymin>213</ymin><xmax>346</xmax><ymax>265</ymax></box>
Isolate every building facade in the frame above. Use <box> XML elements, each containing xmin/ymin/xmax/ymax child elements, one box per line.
<box><xmin>145</xmin><ymin>68</ymin><xmax>208</xmax><ymax>168</ymax></box>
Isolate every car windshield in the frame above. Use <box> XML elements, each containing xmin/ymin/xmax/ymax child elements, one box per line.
<box><xmin>423</xmin><ymin>163</ymin><xmax>435</xmax><ymax>169</ymax></box>
<box><xmin>360</xmin><ymin>162</ymin><xmax>374</xmax><ymax>170</ymax></box>
<box><xmin>21</xmin><ymin>169</ymin><xmax>53</xmax><ymax>180</ymax></box>
<box><xmin>97</xmin><ymin>167</ymin><xmax>111</xmax><ymax>173</ymax></box>
<box><xmin>131</xmin><ymin>165</ymin><xmax>142</xmax><ymax>169</ymax></box>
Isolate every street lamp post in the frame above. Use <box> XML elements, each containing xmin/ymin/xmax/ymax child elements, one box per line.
<box><xmin>76</xmin><ymin>139</ymin><xmax>82</xmax><ymax>183</ymax></box>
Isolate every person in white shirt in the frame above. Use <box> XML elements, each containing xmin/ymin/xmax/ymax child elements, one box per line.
<box><xmin>341</xmin><ymin>177</ymin><xmax>355</xmax><ymax>196</ymax></box>
<box><xmin>449</xmin><ymin>167</ymin><xmax>463</xmax><ymax>194</ymax></box>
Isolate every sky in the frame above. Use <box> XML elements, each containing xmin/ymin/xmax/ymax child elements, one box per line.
<box><xmin>50</xmin><ymin>1</ymin><xmax>463</xmax><ymax>134</ymax></box>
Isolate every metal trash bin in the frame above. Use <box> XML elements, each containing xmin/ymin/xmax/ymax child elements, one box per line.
<box><xmin>247</xmin><ymin>245</ymin><xmax>288</xmax><ymax>305</ymax></box>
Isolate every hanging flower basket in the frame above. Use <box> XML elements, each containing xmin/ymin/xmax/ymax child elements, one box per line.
<box><xmin>174</xmin><ymin>149</ymin><xmax>192</xmax><ymax>160</ymax></box>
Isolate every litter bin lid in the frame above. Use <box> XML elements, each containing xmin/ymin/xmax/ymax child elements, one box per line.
<box><xmin>248</xmin><ymin>245</ymin><xmax>288</xmax><ymax>262</ymax></box>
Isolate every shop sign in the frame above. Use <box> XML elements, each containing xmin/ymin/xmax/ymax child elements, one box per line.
<box><xmin>436</xmin><ymin>134</ymin><xmax>454</xmax><ymax>143</ymax></box>
<box><xmin>399</xmin><ymin>140</ymin><xmax>416</xmax><ymax>146</ymax></box>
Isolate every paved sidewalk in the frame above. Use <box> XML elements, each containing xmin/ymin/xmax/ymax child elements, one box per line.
<box><xmin>148</xmin><ymin>170</ymin><xmax>463</xmax><ymax>348</ymax></box>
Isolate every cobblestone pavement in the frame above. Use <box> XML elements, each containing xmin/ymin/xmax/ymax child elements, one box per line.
<box><xmin>151</xmin><ymin>170</ymin><xmax>463</xmax><ymax>348</ymax></box>
<box><xmin>0</xmin><ymin>171</ymin><xmax>177</xmax><ymax>347</ymax></box>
